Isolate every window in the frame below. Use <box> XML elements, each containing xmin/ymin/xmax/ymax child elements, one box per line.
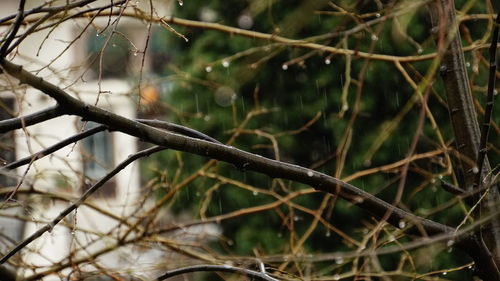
<box><xmin>87</xmin><ymin>29</ymin><xmax>131</xmax><ymax>79</ymax></box>
<box><xmin>81</xmin><ymin>122</ymin><xmax>116</xmax><ymax>197</ymax></box>
<box><xmin>0</xmin><ymin>95</ymin><xmax>16</xmax><ymax>187</ymax></box>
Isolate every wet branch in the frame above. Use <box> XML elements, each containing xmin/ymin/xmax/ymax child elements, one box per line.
<box><xmin>0</xmin><ymin>104</ymin><xmax>63</xmax><ymax>134</ymax></box>
<box><xmin>156</xmin><ymin>264</ymin><xmax>279</xmax><ymax>281</ymax></box>
<box><xmin>474</xmin><ymin>11</ymin><xmax>499</xmax><ymax>190</ymax></box>
<box><xmin>0</xmin><ymin>145</ymin><xmax>166</xmax><ymax>264</ymax></box>
<box><xmin>0</xmin><ymin>0</ymin><xmax>25</xmax><ymax>57</ymax></box>
<box><xmin>2</xmin><ymin>124</ymin><xmax>106</xmax><ymax>170</ymax></box>
<box><xmin>0</xmin><ymin>59</ymin><xmax>454</xmax><ymax>244</ymax></box>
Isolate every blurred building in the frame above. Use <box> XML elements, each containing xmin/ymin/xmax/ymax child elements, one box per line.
<box><xmin>0</xmin><ymin>1</ymin><xmax>212</xmax><ymax>280</ymax></box>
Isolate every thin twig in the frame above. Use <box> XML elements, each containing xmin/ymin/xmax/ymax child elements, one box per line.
<box><xmin>0</xmin><ymin>0</ymin><xmax>25</xmax><ymax>57</ymax></box>
<box><xmin>137</xmin><ymin>119</ymin><xmax>221</xmax><ymax>144</ymax></box>
<box><xmin>474</xmin><ymin>11</ymin><xmax>499</xmax><ymax>190</ymax></box>
<box><xmin>2</xmin><ymin>125</ymin><xmax>107</xmax><ymax>170</ymax></box>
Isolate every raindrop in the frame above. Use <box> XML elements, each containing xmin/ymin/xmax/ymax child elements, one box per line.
<box><xmin>324</xmin><ymin>58</ymin><xmax>331</xmax><ymax>65</ymax></box>
<box><xmin>342</xmin><ymin>104</ymin><xmax>349</xmax><ymax>111</ymax></box>
<box><xmin>70</xmin><ymin>230</ymin><xmax>75</xmax><ymax>235</ymax></box>
<box><xmin>325</xmin><ymin>230</ymin><xmax>331</xmax><ymax>237</ymax></box>
<box><xmin>398</xmin><ymin>220</ymin><xmax>406</xmax><ymax>229</ymax></box>
<box><xmin>205</xmin><ymin>65</ymin><xmax>212</xmax><ymax>72</ymax></box>
<box><xmin>178</xmin><ymin>0</ymin><xmax>183</xmax><ymax>6</ymax></box>
<box><xmin>466</xmin><ymin>61</ymin><xmax>471</xmax><ymax>67</ymax></box>
<box><xmin>222</xmin><ymin>60</ymin><xmax>230</xmax><ymax>67</ymax></box>
<box><xmin>333</xmin><ymin>274</ymin><xmax>340</xmax><ymax>280</ymax></box>
<box><xmin>447</xmin><ymin>240</ymin><xmax>454</xmax><ymax>247</ymax></box>
<box><xmin>282</xmin><ymin>64</ymin><xmax>288</xmax><ymax>70</ymax></box>
<box><xmin>388</xmin><ymin>235</ymin><xmax>395</xmax><ymax>242</ymax></box>
<box><xmin>371</xmin><ymin>34</ymin><xmax>378</xmax><ymax>41</ymax></box>
<box><xmin>438</xmin><ymin>174</ymin><xmax>443</xmax><ymax>179</ymax></box>
<box><xmin>442</xmin><ymin>272</ymin><xmax>448</xmax><ymax>275</ymax></box>
<box><xmin>199</xmin><ymin>7</ymin><xmax>218</xmax><ymax>22</ymax></box>
<box><xmin>307</xmin><ymin>171</ymin><xmax>314</xmax><ymax>177</ymax></box>
<box><xmin>472</xmin><ymin>167</ymin><xmax>479</xmax><ymax>174</ymax></box>
<box><xmin>417</xmin><ymin>48</ymin><xmax>423</xmax><ymax>54</ymax></box>
<box><xmin>253</xmin><ymin>191</ymin><xmax>258</xmax><ymax>196</ymax></box>
<box><xmin>96</xmin><ymin>33</ymin><xmax>99</xmax><ymax>37</ymax></box>
<box><xmin>293</xmin><ymin>216</ymin><xmax>300</xmax><ymax>221</ymax></box>
<box><xmin>237</xmin><ymin>14</ymin><xmax>254</xmax><ymax>29</ymax></box>
<box><xmin>335</xmin><ymin>257</ymin><xmax>344</xmax><ymax>264</ymax></box>
<box><xmin>494</xmin><ymin>89</ymin><xmax>498</xmax><ymax>95</ymax></box>
<box><xmin>215</xmin><ymin>86</ymin><xmax>236</xmax><ymax>107</ymax></box>
<box><xmin>375</xmin><ymin>13</ymin><xmax>381</xmax><ymax>18</ymax></box>
<box><xmin>112</xmin><ymin>43</ymin><xmax>116</xmax><ymax>47</ymax></box>
<box><xmin>468</xmin><ymin>265</ymin><xmax>473</xmax><ymax>269</ymax></box>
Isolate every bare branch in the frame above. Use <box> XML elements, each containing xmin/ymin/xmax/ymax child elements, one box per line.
<box><xmin>0</xmin><ymin>145</ymin><xmax>166</xmax><ymax>264</ymax></box>
<box><xmin>0</xmin><ymin>104</ymin><xmax>63</xmax><ymax>134</ymax></box>
<box><xmin>137</xmin><ymin>118</ymin><xmax>221</xmax><ymax>144</ymax></box>
<box><xmin>0</xmin><ymin>0</ymin><xmax>24</xmax><ymax>57</ymax></box>
<box><xmin>156</xmin><ymin>264</ymin><xmax>279</xmax><ymax>281</ymax></box>
<box><xmin>475</xmin><ymin>11</ymin><xmax>499</xmax><ymax>190</ymax></box>
<box><xmin>2</xmin><ymin>124</ymin><xmax>106</xmax><ymax>170</ymax></box>
<box><xmin>0</xmin><ymin>59</ymin><xmax>453</xmax><ymax>240</ymax></box>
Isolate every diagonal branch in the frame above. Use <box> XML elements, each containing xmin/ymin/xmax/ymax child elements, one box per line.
<box><xmin>2</xmin><ymin>124</ymin><xmax>106</xmax><ymax>170</ymax></box>
<box><xmin>0</xmin><ymin>59</ymin><xmax>454</xmax><ymax>241</ymax></box>
<box><xmin>156</xmin><ymin>264</ymin><xmax>279</xmax><ymax>281</ymax></box>
<box><xmin>0</xmin><ymin>145</ymin><xmax>166</xmax><ymax>264</ymax></box>
<box><xmin>0</xmin><ymin>0</ymin><xmax>25</xmax><ymax>57</ymax></box>
<box><xmin>0</xmin><ymin>104</ymin><xmax>63</xmax><ymax>134</ymax></box>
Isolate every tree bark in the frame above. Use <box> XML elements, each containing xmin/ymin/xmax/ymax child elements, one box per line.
<box><xmin>428</xmin><ymin>1</ymin><xmax>500</xmax><ymax>279</ymax></box>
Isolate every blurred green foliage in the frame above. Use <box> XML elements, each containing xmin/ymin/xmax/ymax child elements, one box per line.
<box><xmin>141</xmin><ymin>0</ymin><xmax>496</xmax><ymax>279</ymax></box>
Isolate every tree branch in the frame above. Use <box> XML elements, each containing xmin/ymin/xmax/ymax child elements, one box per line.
<box><xmin>429</xmin><ymin>1</ymin><xmax>500</xmax><ymax>279</ymax></box>
<box><xmin>0</xmin><ymin>145</ymin><xmax>165</xmax><ymax>264</ymax></box>
<box><xmin>2</xmin><ymin>124</ymin><xmax>106</xmax><ymax>170</ymax></box>
<box><xmin>0</xmin><ymin>104</ymin><xmax>63</xmax><ymax>134</ymax></box>
<box><xmin>0</xmin><ymin>59</ymin><xmax>454</xmax><ymax>240</ymax></box>
<box><xmin>0</xmin><ymin>0</ymin><xmax>25</xmax><ymax>57</ymax></box>
<box><xmin>156</xmin><ymin>264</ymin><xmax>279</xmax><ymax>281</ymax></box>
<box><xmin>137</xmin><ymin>118</ymin><xmax>221</xmax><ymax>144</ymax></box>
